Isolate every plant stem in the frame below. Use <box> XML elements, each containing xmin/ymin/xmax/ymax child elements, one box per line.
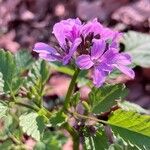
<box><xmin>14</xmin><ymin>101</ymin><xmax>39</xmax><ymax>112</ymax></box>
<box><xmin>63</xmin><ymin>123</ymin><xmax>80</xmax><ymax>150</ymax></box>
<box><xmin>71</xmin><ymin>111</ymin><xmax>107</xmax><ymax>124</ymax></box>
<box><xmin>62</xmin><ymin>68</ymin><xmax>80</xmax><ymax>150</ymax></box>
<box><xmin>63</xmin><ymin>68</ymin><xmax>80</xmax><ymax>110</ymax></box>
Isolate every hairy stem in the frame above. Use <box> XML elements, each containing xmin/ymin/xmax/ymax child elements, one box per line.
<box><xmin>63</xmin><ymin>68</ymin><xmax>80</xmax><ymax>110</ymax></box>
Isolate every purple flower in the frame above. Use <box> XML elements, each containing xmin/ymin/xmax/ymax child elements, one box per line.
<box><xmin>76</xmin><ymin>39</ymin><xmax>134</xmax><ymax>87</ymax></box>
<box><xmin>33</xmin><ymin>18</ymin><xmax>82</xmax><ymax>65</ymax></box>
<box><xmin>33</xmin><ymin>18</ymin><xmax>134</xmax><ymax>87</ymax></box>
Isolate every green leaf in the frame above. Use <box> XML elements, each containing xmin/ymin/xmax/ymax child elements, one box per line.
<box><xmin>49</xmin><ymin>111</ymin><xmax>67</xmax><ymax>127</ymax></box>
<box><xmin>89</xmin><ymin>84</ymin><xmax>127</xmax><ymax>113</ymax></box>
<box><xmin>26</xmin><ymin>60</ymin><xmax>50</xmax><ymax>105</ymax></box>
<box><xmin>34</xmin><ymin>131</ymin><xmax>67</xmax><ymax>150</ymax></box>
<box><xmin>14</xmin><ymin>50</ymin><xmax>34</xmax><ymax>73</ymax></box>
<box><xmin>108</xmin><ymin>109</ymin><xmax>150</xmax><ymax>149</ymax></box>
<box><xmin>84</xmin><ymin>127</ymin><xmax>109</xmax><ymax>150</ymax></box>
<box><xmin>0</xmin><ymin>50</ymin><xmax>15</xmax><ymax>92</ymax></box>
<box><xmin>40</xmin><ymin>60</ymin><xmax>49</xmax><ymax>84</ymax></box>
<box><xmin>118</xmin><ymin>101</ymin><xmax>150</xmax><ymax>114</ymax></box>
<box><xmin>0</xmin><ymin>101</ymin><xmax>8</xmax><ymax>119</ymax></box>
<box><xmin>71</xmin><ymin>92</ymin><xmax>80</xmax><ymax>107</ymax></box>
<box><xmin>19</xmin><ymin>112</ymin><xmax>45</xmax><ymax>141</ymax></box>
<box><xmin>27</xmin><ymin>60</ymin><xmax>50</xmax><ymax>87</ymax></box>
<box><xmin>93</xmin><ymin>128</ymin><xmax>109</xmax><ymax>150</ymax></box>
<box><xmin>122</xmin><ymin>31</ymin><xmax>150</xmax><ymax>68</ymax></box>
<box><xmin>109</xmin><ymin>135</ymin><xmax>140</xmax><ymax>150</ymax></box>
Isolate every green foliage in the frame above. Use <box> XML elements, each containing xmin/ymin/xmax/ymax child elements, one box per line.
<box><xmin>0</xmin><ymin>50</ymin><xmax>32</xmax><ymax>94</ymax></box>
<box><xmin>108</xmin><ymin>109</ymin><xmax>150</xmax><ymax>149</ymax></box>
<box><xmin>71</xmin><ymin>92</ymin><xmax>80</xmax><ymax>106</ymax></box>
<box><xmin>84</xmin><ymin>127</ymin><xmax>109</xmax><ymax>150</ymax></box>
<box><xmin>122</xmin><ymin>31</ymin><xmax>150</xmax><ymax>68</ymax></box>
<box><xmin>34</xmin><ymin>131</ymin><xmax>67</xmax><ymax>150</ymax></box>
<box><xmin>26</xmin><ymin>60</ymin><xmax>50</xmax><ymax>106</ymax></box>
<box><xmin>118</xmin><ymin>101</ymin><xmax>150</xmax><ymax>114</ymax></box>
<box><xmin>27</xmin><ymin>60</ymin><xmax>50</xmax><ymax>87</ymax></box>
<box><xmin>14</xmin><ymin>50</ymin><xmax>34</xmax><ymax>73</ymax></box>
<box><xmin>108</xmin><ymin>135</ymin><xmax>140</xmax><ymax>150</ymax></box>
<box><xmin>19</xmin><ymin>112</ymin><xmax>45</xmax><ymax>141</ymax></box>
<box><xmin>89</xmin><ymin>84</ymin><xmax>127</xmax><ymax>113</ymax></box>
<box><xmin>0</xmin><ymin>101</ymin><xmax>8</xmax><ymax>119</ymax></box>
<box><xmin>49</xmin><ymin>110</ymin><xmax>67</xmax><ymax>127</ymax></box>
<box><xmin>0</xmin><ymin>50</ymin><xmax>16</xmax><ymax>92</ymax></box>
<box><xmin>0</xmin><ymin>139</ymin><xmax>14</xmax><ymax>150</ymax></box>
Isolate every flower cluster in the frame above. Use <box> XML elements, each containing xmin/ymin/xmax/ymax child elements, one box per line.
<box><xmin>33</xmin><ymin>18</ymin><xmax>134</xmax><ymax>87</ymax></box>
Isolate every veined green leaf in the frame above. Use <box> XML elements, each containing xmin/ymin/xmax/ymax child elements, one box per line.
<box><xmin>19</xmin><ymin>112</ymin><xmax>45</xmax><ymax>141</ymax></box>
<box><xmin>108</xmin><ymin>109</ymin><xmax>150</xmax><ymax>149</ymax></box>
<box><xmin>122</xmin><ymin>31</ymin><xmax>150</xmax><ymax>68</ymax></box>
<box><xmin>89</xmin><ymin>84</ymin><xmax>127</xmax><ymax>113</ymax></box>
<box><xmin>0</xmin><ymin>50</ymin><xmax>15</xmax><ymax>92</ymax></box>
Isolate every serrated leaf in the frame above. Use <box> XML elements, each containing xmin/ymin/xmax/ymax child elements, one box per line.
<box><xmin>19</xmin><ymin>112</ymin><xmax>45</xmax><ymax>141</ymax></box>
<box><xmin>109</xmin><ymin>135</ymin><xmax>140</xmax><ymax>150</ymax></box>
<box><xmin>27</xmin><ymin>60</ymin><xmax>50</xmax><ymax>87</ymax></box>
<box><xmin>118</xmin><ymin>101</ymin><xmax>150</xmax><ymax>114</ymax></box>
<box><xmin>89</xmin><ymin>84</ymin><xmax>127</xmax><ymax>114</ymax></box>
<box><xmin>122</xmin><ymin>31</ymin><xmax>150</xmax><ymax>68</ymax></box>
<box><xmin>108</xmin><ymin>109</ymin><xmax>150</xmax><ymax>149</ymax></box>
<box><xmin>0</xmin><ymin>101</ymin><xmax>8</xmax><ymax>119</ymax></box>
<box><xmin>49</xmin><ymin>111</ymin><xmax>67</xmax><ymax>127</ymax></box>
<box><xmin>34</xmin><ymin>131</ymin><xmax>67</xmax><ymax>150</ymax></box>
<box><xmin>15</xmin><ymin>50</ymin><xmax>34</xmax><ymax>73</ymax></box>
<box><xmin>0</xmin><ymin>50</ymin><xmax>16</xmax><ymax>92</ymax></box>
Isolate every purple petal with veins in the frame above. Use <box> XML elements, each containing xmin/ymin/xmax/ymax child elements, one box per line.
<box><xmin>76</xmin><ymin>55</ymin><xmax>94</xmax><ymax>69</ymax></box>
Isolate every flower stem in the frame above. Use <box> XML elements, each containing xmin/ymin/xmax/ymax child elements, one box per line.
<box><xmin>63</xmin><ymin>122</ymin><xmax>80</xmax><ymax>150</ymax></box>
<box><xmin>63</xmin><ymin>68</ymin><xmax>80</xmax><ymax>110</ymax></box>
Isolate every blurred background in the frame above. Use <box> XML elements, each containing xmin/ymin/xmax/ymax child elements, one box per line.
<box><xmin>0</xmin><ymin>0</ymin><xmax>150</xmax><ymax>108</ymax></box>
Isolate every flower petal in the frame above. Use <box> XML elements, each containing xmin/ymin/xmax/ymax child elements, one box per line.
<box><xmin>114</xmin><ymin>64</ymin><xmax>135</xmax><ymax>79</ymax></box>
<box><xmin>63</xmin><ymin>38</ymin><xmax>82</xmax><ymax>65</ymax></box>
<box><xmin>92</xmin><ymin>68</ymin><xmax>106</xmax><ymax>87</ymax></box>
<box><xmin>52</xmin><ymin>18</ymin><xmax>82</xmax><ymax>47</ymax></box>
<box><xmin>81</xmin><ymin>18</ymin><xmax>103</xmax><ymax>37</ymax></box>
<box><xmin>91</xmin><ymin>39</ymin><xmax>106</xmax><ymax>60</ymax></box>
<box><xmin>97</xmin><ymin>61</ymin><xmax>113</xmax><ymax>72</ymax></box>
<box><xmin>76</xmin><ymin>55</ymin><xmax>94</xmax><ymax>69</ymax></box>
<box><xmin>33</xmin><ymin>42</ymin><xmax>59</xmax><ymax>61</ymax></box>
<box><xmin>33</xmin><ymin>42</ymin><xmax>56</xmax><ymax>54</ymax></box>
<box><xmin>116</xmin><ymin>53</ymin><xmax>132</xmax><ymax>65</ymax></box>
<box><xmin>101</xmin><ymin>48</ymin><xmax>118</xmax><ymax>64</ymax></box>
